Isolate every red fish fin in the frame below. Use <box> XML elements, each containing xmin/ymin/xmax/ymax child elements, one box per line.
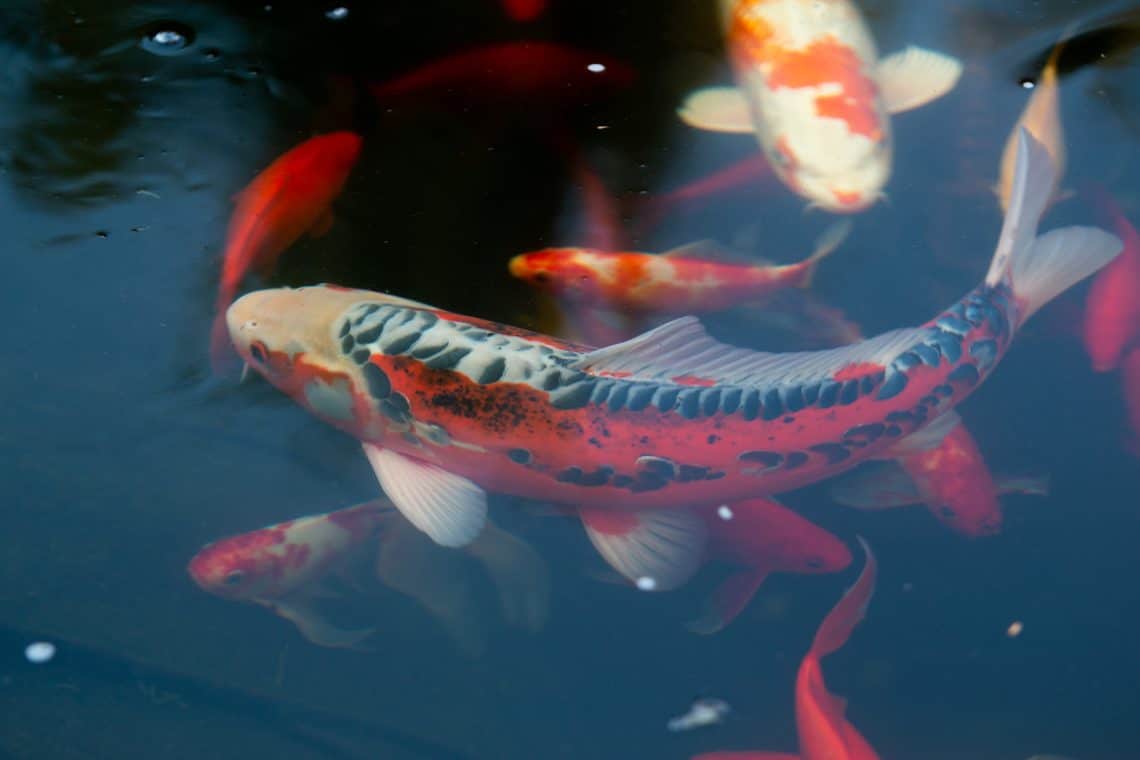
<box><xmin>307</xmin><ymin>208</ymin><xmax>335</xmax><ymax>239</ymax></box>
<box><xmin>686</xmin><ymin>568</ymin><xmax>769</xmax><ymax>635</ymax></box>
<box><xmin>678</xmin><ymin>86</ymin><xmax>754</xmax><ymax>133</ymax></box>
<box><xmin>876</xmin><ymin>46</ymin><xmax>962</xmax><ymax>114</ymax></box>
<box><xmin>465</xmin><ymin>520</ymin><xmax>550</xmax><ymax>633</ymax></box>
<box><xmin>361</xmin><ymin>443</ymin><xmax>487</xmax><ymax>548</ymax></box>
<box><xmin>579</xmin><ymin>507</ymin><xmax>707</xmax><ymax>592</ymax></box>
<box><xmin>795</xmin><ymin>219</ymin><xmax>852</xmax><ymax>289</ymax></box>
<box><xmin>810</xmin><ymin>537</ymin><xmax>877</xmax><ymax>659</ymax></box>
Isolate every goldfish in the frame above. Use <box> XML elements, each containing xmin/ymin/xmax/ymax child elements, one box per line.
<box><xmin>679</xmin><ymin>0</ymin><xmax>962</xmax><ymax>212</ymax></box>
<box><xmin>694</xmin><ymin>538</ymin><xmax>880</xmax><ymax>760</ymax></box>
<box><xmin>996</xmin><ymin>37</ymin><xmax>1067</xmax><ymax>211</ymax></box>
<box><xmin>1082</xmin><ymin>188</ymin><xmax>1140</xmax><ymax>372</ymax></box>
<box><xmin>188</xmin><ymin>500</ymin><xmax>390</xmax><ymax>648</ymax></box>
<box><xmin>227</xmin><ymin>131</ymin><xmax>1119</xmax><ymax>590</ymax></box>
<box><xmin>368</xmin><ymin>41</ymin><xmax>634</xmax><ymax>109</ymax></box>
<box><xmin>832</xmin><ymin>459</ymin><xmax>1049</xmax><ymax>511</ymax></box>
<box><xmin>509</xmin><ymin>220</ymin><xmax>849</xmax><ymax>315</ymax></box>
<box><xmin>687</xmin><ymin>498</ymin><xmax>851</xmax><ymax>634</ymax></box>
<box><xmin>189</xmin><ymin>500</ymin><xmax>550</xmax><ymax>652</ymax></box>
<box><xmin>209</xmin><ymin>131</ymin><xmax>362</xmax><ymax>371</ymax></box>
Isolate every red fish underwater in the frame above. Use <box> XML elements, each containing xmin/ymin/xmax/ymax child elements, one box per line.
<box><xmin>680</xmin><ymin>0</ymin><xmax>962</xmax><ymax>212</ymax></box>
<box><xmin>509</xmin><ymin>220</ymin><xmax>849</xmax><ymax>316</ymax></box>
<box><xmin>694</xmin><ymin>538</ymin><xmax>880</xmax><ymax>760</ymax></box>
<box><xmin>226</xmin><ymin>132</ymin><xmax>1119</xmax><ymax>591</ymax></box>
<box><xmin>209</xmin><ymin>131</ymin><xmax>362</xmax><ymax>370</ymax></box>
<box><xmin>1083</xmin><ymin>188</ymin><xmax>1140</xmax><ymax>372</ymax></box>
<box><xmin>189</xmin><ymin>500</ymin><xmax>549</xmax><ymax>652</ymax></box>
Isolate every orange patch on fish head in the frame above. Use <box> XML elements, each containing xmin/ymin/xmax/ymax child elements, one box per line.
<box><xmin>726</xmin><ymin>3</ymin><xmax>775</xmax><ymax>66</ymax></box>
<box><xmin>187</xmin><ymin>528</ymin><xmax>287</xmax><ymax>600</ymax></box>
<box><xmin>509</xmin><ymin>249</ymin><xmax>603</xmax><ymax>301</ymax></box>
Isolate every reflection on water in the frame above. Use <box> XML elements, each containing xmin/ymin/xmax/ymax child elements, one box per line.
<box><xmin>1</xmin><ymin>1</ymin><xmax>1139</xmax><ymax>758</ymax></box>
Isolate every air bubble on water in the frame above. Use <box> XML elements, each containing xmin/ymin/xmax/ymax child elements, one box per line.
<box><xmin>717</xmin><ymin>505</ymin><xmax>733</xmax><ymax>521</ymax></box>
<box><xmin>325</xmin><ymin>7</ymin><xmax>349</xmax><ymax>20</ymax></box>
<box><xmin>1019</xmin><ymin>78</ymin><xmax>1035</xmax><ymax>89</ymax></box>
<box><xmin>139</xmin><ymin>21</ymin><xmax>195</xmax><ymax>56</ymax></box>
<box><xmin>587</xmin><ymin>63</ymin><xmax>606</xmax><ymax>73</ymax></box>
<box><xmin>24</xmin><ymin>642</ymin><xmax>55</xmax><ymax>664</ymax></box>
<box><xmin>635</xmin><ymin>576</ymin><xmax>657</xmax><ymax>591</ymax></box>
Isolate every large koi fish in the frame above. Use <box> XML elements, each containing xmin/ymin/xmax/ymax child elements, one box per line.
<box><xmin>226</xmin><ymin>132</ymin><xmax>1119</xmax><ymax>590</ymax></box>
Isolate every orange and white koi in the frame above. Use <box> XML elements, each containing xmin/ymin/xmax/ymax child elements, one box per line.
<box><xmin>188</xmin><ymin>500</ymin><xmax>390</xmax><ymax>648</ymax></box>
<box><xmin>227</xmin><ymin>132</ymin><xmax>1118</xmax><ymax>589</ymax></box>
<box><xmin>509</xmin><ymin>221</ymin><xmax>849</xmax><ymax>315</ymax></box>
<box><xmin>680</xmin><ymin>0</ymin><xmax>962</xmax><ymax>212</ymax></box>
<box><xmin>209</xmin><ymin>131</ymin><xmax>362</xmax><ymax>371</ymax></box>
<box><xmin>694</xmin><ymin>538</ymin><xmax>880</xmax><ymax>760</ymax></box>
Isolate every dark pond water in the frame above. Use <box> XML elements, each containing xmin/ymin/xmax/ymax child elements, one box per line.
<box><xmin>2</xmin><ymin>1</ymin><xmax>1140</xmax><ymax>758</ymax></box>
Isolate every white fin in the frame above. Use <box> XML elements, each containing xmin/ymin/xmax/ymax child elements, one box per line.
<box><xmin>579</xmin><ymin>507</ymin><xmax>707</xmax><ymax>592</ymax></box>
<box><xmin>882</xmin><ymin>409</ymin><xmax>963</xmax><ymax>456</ymax></box>
<box><xmin>361</xmin><ymin>442</ymin><xmax>486</xmax><ymax>548</ymax></box>
<box><xmin>677</xmin><ymin>86</ymin><xmax>754</xmax><ymax>133</ymax></box>
<box><xmin>876</xmin><ymin>46</ymin><xmax>963</xmax><ymax>114</ymax></box>
<box><xmin>1010</xmin><ymin>226</ymin><xmax>1123</xmax><ymax>326</ymax></box>
<box><xmin>263</xmin><ymin>597</ymin><xmax>373</xmax><ymax>650</ymax></box>
<box><xmin>574</xmin><ymin>316</ymin><xmax>925</xmax><ymax>387</ymax></box>
<box><xmin>996</xmin><ymin>472</ymin><xmax>1051</xmax><ymax>497</ymax></box>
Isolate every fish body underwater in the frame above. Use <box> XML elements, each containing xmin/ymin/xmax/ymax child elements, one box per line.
<box><xmin>228</xmin><ymin>132</ymin><xmax>1119</xmax><ymax>585</ymax></box>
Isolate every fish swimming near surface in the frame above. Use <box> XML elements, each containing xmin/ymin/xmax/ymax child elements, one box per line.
<box><xmin>509</xmin><ymin>220</ymin><xmax>849</xmax><ymax>316</ymax></box>
<box><xmin>1082</xmin><ymin>187</ymin><xmax>1140</xmax><ymax>372</ymax></box>
<box><xmin>227</xmin><ymin>131</ymin><xmax>1120</xmax><ymax>591</ymax></box>
<box><xmin>209</xmin><ymin>131</ymin><xmax>362</xmax><ymax>371</ymax></box>
<box><xmin>693</xmin><ymin>537</ymin><xmax>880</xmax><ymax>760</ymax></box>
<box><xmin>679</xmin><ymin>0</ymin><xmax>963</xmax><ymax>212</ymax></box>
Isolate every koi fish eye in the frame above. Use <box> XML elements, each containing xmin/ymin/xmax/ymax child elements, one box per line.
<box><xmin>249</xmin><ymin>341</ymin><xmax>268</xmax><ymax>364</ymax></box>
<box><xmin>223</xmin><ymin>570</ymin><xmax>245</xmax><ymax>586</ymax></box>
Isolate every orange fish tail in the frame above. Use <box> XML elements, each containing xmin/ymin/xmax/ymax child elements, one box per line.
<box><xmin>810</xmin><ymin>538</ymin><xmax>876</xmax><ymax>659</ymax></box>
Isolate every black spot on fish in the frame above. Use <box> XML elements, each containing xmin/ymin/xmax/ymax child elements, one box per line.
<box><xmin>382</xmin><ymin>331</ymin><xmax>421</xmax><ymax>356</ymax></box>
<box><xmin>860</xmin><ymin>374</ymin><xmax>878</xmax><ymax>395</ymax></box>
<box><xmin>920</xmin><ymin>395</ymin><xmax>940</xmax><ymax>407</ymax></box>
<box><xmin>626</xmin><ymin>385</ymin><xmax>654</xmax><ymax>412</ymax></box>
<box><xmin>886</xmin><ymin>410</ymin><xmax>916</xmax><ymax>424</ymax></box>
<box><xmin>700</xmin><ymin>389</ymin><xmax>722</xmax><ymax>416</ymax></box>
<box><xmin>418</xmin><ymin>312</ymin><xmax>439</xmax><ymax>329</ymax></box>
<box><xmin>422</xmin><ymin>423</ymin><xmax>450</xmax><ymax>445</ymax></box>
<box><xmin>636</xmin><ymin>455</ymin><xmax>677</xmax><ymax>479</ymax></box>
<box><xmin>784</xmin><ymin>451</ymin><xmax>808</xmax><ymax>469</ymax></box>
<box><xmin>937</xmin><ymin>315</ymin><xmax>971</xmax><ymax>335</ymax></box>
<box><xmin>819</xmin><ymin>381</ymin><xmax>840</xmax><ymax>408</ymax></box>
<box><xmin>338</xmin><ymin>320</ymin><xmax>351</xmax><ymax>338</ymax></box>
<box><xmin>741</xmin><ymin>390</ymin><xmax>760</xmax><ymax>420</ymax></box>
<box><xmin>810</xmin><ymin>443</ymin><xmax>850</xmax><ymax>464</ymax></box>
<box><xmin>630</xmin><ymin>472</ymin><xmax>668</xmax><ymax>492</ymax></box>
<box><xmin>608</xmin><ymin>384</ymin><xmax>630</xmax><ymax>412</ymax></box>
<box><xmin>877</xmin><ymin>371</ymin><xmax>908</xmax><ymax>400</ymax></box>
<box><xmin>611</xmin><ymin>474</ymin><xmax>634</xmax><ymax>488</ymax></box>
<box><xmin>839</xmin><ymin>379</ymin><xmax>860</xmax><ymax>405</ymax></box>
<box><xmin>655</xmin><ymin>387</ymin><xmax>680</xmax><ymax>413</ymax></box>
<box><xmin>761</xmin><ymin>389</ymin><xmax>783</xmax><ymax>420</ymax></box>
<box><xmin>930</xmin><ymin>330</ymin><xmax>963</xmax><ymax>363</ymax></box>
<box><xmin>507</xmin><ymin>448</ymin><xmax>531</xmax><ymax>464</ymax></box>
<box><xmin>801</xmin><ymin>382</ymin><xmax>820</xmax><ymax>405</ymax></box>
<box><xmin>678</xmin><ymin>389</ymin><xmax>701</xmax><ymax>419</ymax></box>
<box><xmin>590</xmin><ymin>382</ymin><xmax>613</xmax><ymax>405</ymax></box>
<box><xmin>884</xmin><ymin>424</ymin><xmax>903</xmax><ymax>437</ymax></box>
<box><xmin>387</xmin><ymin>393</ymin><xmax>410</xmax><ymax>413</ymax></box>
<box><xmin>551</xmin><ymin>381</ymin><xmax>595</xmax><ymax>410</ymax></box>
<box><xmin>934</xmin><ymin>384</ymin><xmax>953</xmax><ymax>397</ymax></box>
<box><xmin>352</xmin><ymin>349</ymin><xmax>371</xmax><ymax>365</ymax></box>
<box><xmin>782</xmin><ymin>385</ymin><xmax>805</xmax><ymax>413</ymax></box>
<box><xmin>948</xmin><ymin>363</ymin><xmax>980</xmax><ymax>386</ymax></box>
<box><xmin>411</xmin><ymin>341</ymin><xmax>448</xmax><ymax>360</ymax></box>
<box><xmin>340</xmin><ymin>335</ymin><xmax>354</xmax><ymax>354</ymax></box>
<box><xmin>913</xmin><ymin>343</ymin><xmax>940</xmax><ymax>366</ymax></box>
<box><xmin>557</xmin><ymin>466</ymin><xmax>582</xmax><ymax>484</ymax></box>
<box><xmin>541</xmin><ymin>371</ymin><xmax>562</xmax><ymax>391</ymax></box>
<box><xmin>844</xmin><ymin>423</ymin><xmax>884</xmax><ymax>446</ymax></box>
<box><xmin>352</xmin><ymin>304</ymin><xmax>381</xmax><ymax>325</ymax></box>
<box><xmin>478</xmin><ymin>357</ymin><xmax>507</xmax><ymax>385</ymax></box>
<box><xmin>707</xmin><ymin>434</ymin><xmax>720</xmax><ymax>445</ymax></box>
<box><xmin>721</xmin><ymin>387</ymin><xmax>742</xmax><ymax>414</ymax></box>
<box><xmin>362</xmin><ymin>363</ymin><xmax>391</xmax><ymax>400</ymax></box>
<box><xmin>739</xmin><ymin>450</ymin><xmax>783</xmax><ymax>469</ymax></box>
<box><xmin>423</xmin><ymin>346</ymin><xmax>470</xmax><ymax>370</ymax></box>
<box><xmin>579</xmin><ymin>467</ymin><xmax>613</xmax><ymax>487</ymax></box>
<box><xmin>677</xmin><ymin>464</ymin><xmax>710</xmax><ymax>482</ymax></box>
<box><xmin>894</xmin><ymin>352</ymin><xmax>920</xmax><ymax>371</ymax></box>
<box><xmin>380</xmin><ymin>399</ymin><xmax>409</xmax><ymax>423</ymax></box>
<box><xmin>969</xmin><ymin>338</ymin><xmax>998</xmax><ymax>370</ymax></box>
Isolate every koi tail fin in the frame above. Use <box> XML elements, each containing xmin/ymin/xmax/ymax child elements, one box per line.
<box><xmin>796</xmin><ymin>219</ymin><xmax>852</xmax><ymax>289</ymax></box>
<box><xmin>809</xmin><ymin>537</ymin><xmax>877</xmax><ymax>660</ymax></box>
<box><xmin>985</xmin><ymin>128</ymin><xmax>1121</xmax><ymax>329</ymax></box>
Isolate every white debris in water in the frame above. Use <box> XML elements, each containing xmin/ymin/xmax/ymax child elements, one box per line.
<box><xmin>667</xmin><ymin>697</ymin><xmax>731</xmax><ymax>732</ymax></box>
<box><xmin>635</xmin><ymin>576</ymin><xmax>657</xmax><ymax>591</ymax></box>
<box><xmin>24</xmin><ymin>642</ymin><xmax>55</xmax><ymax>664</ymax></box>
<box><xmin>1006</xmin><ymin>620</ymin><xmax>1024</xmax><ymax>638</ymax></box>
<box><xmin>587</xmin><ymin>63</ymin><xmax>606</xmax><ymax>73</ymax></box>
<box><xmin>325</xmin><ymin>6</ymin><xmax>349</xmax><ymax>20</ymax></box>
<box><xmin>716</xmin><ymin>505</ymin><xmax>733</xmax><ymax>521</ymax></box>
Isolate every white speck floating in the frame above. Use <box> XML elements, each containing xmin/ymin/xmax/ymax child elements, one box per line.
<box><xmin>1006</xmin><ymin>620</ymin><xmax>1024</xmax><ymax>638</ymax></box>
<box><xmin>716</xmin><ymin>505</ymin><xmax>733</xmax><ymax>521</ymax></box>
<box><xmin>667</xmin><ymin>697</ymin><xmax>731</xmax><ymax>732</ymax></box>
<box><xmin>1021</xmin><ymin>80</ymin><xmax>1036</xmax><ymax>90</ymax></box>
<box><xmin>325</xmin><ymin>6</ymin><xmax>349</xmax><ymax>20</ymax></box>
<box><xmin>24</xmin><ymin>641</ymin><xmax>55</xmax><ymax>664</ymax></box>
<box><xmin>586</xmin><ymin>63</ymin><xmax>606</xmax><ymax>73</ymax></box>
<box><xmin>635</xmin><ymin>576</ymin><xmax>657</xmax><ymax>591</ymax></box>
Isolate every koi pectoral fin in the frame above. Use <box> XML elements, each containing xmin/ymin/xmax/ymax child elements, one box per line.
<box><xmin>876</xmin><ymin>46</ymin><xmax>962</xmax><ymax>114</ymax></box>
<box><xmin>687</xmin><ymin>568</ymin><xmax>769</xmax><ymax>635</ymax></box>
<box><xmin>262</xmin><ymin>597</ymin><xmax>374</xmax><ymax>650</ymax></box>
<box><xmin>677</xmin><ymin>86</ymin><xmax>755</xmax><ymax>134</ymax></box>
<box><xmin>361</xmin><ymin>442</ymin><xmax>487</xmax><ymax>548</ymax></box>
<box><xmin>579</xmin><ymin>507</ymin><xmax>707</xmax><ymax>592</ymax></box>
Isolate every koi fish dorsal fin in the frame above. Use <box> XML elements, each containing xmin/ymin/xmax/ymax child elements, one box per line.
<box><xmin>579</xmin><ymin>507</ymin><xmax>707</xmax><ymax>592</ymax></box>
<box><xmin>573</xmin><ymin>317</ymin><xmax>926</xmax><ymax>388</ymax></box>
<box><xmin>810</xmin><ymin>537</ymin><xmax>877</xmax><ymax>659</ymax></box>
<box><xmin>361</xmin><ymin>443</ymin><xmax>487</xmax><ymax>548</ymax></box>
